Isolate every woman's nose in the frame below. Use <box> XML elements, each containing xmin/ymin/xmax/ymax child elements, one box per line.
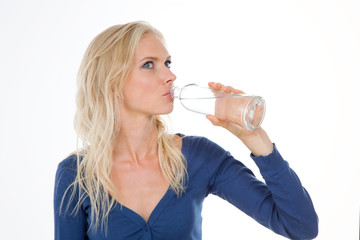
<box><xmin>163</xmin><ymin>68</ymin><xmax>176</xmax><ymax>84</ymax></box>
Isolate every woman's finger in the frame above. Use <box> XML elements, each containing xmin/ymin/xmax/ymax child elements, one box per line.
<box><xmin>206</xmin><ymin>115</ymin><xmax>230</xmax><ymax>129</ymax></box>
<box><xmin>206</xmin><ymin>115</ymin><xmax>222</xmax><ymax>126</ymax></box>
<box><xmin>208</xmin><ymin>82</ymin><xmax>223</xmax><ymax>90</ymax></box>
<box><xmin>208</xmin><ymin>82</ymin><xmax>245</xmax><ymax>94</ymax></box>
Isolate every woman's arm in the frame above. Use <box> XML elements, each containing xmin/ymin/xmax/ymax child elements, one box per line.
<box><xmin>54</xmin><ymin>156</ymin><xmax>88</xmax><ymax>240</ymax></box>
<box><xmin>206</xmin><ymin>141</ymin><xmax>318</xmax><ymax>240</ymax></box>
<box><xmin>205</xmin><ymin>82</ymin><xmax>318</xmax><ymax>239</ymax></box>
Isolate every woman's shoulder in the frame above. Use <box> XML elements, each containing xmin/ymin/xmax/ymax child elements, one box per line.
<box><xmin>176</xmin><ymin>133</ymin><xmax>218</xmax><ymax>146</ymax></box>
<box><xmin>58</xmin><ymin>154</ymin><xmax>78</xmax><ymax>170</ymax></box>
<box><xmin>55</xmin><ymin>154</ymin><xmax>83</xmax><ymax>183</ymax></box>
<box><xmin>176</xmin><ymin>133</ymin><xmax>226</xmax><ymax>155</ymax></box>
<box><xmin>177</xmin><ymin>134</ymin><xmax>233</xmax><ymax>175</ymax></box>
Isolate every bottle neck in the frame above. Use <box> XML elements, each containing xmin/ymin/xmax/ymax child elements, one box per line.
<box><xmin>170</xmin><ymin>86</ymin><xmax>181</xmax><ymax>99</ymax></box>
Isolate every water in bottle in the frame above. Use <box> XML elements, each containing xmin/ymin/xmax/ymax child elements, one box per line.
<box><xmin>171</xmin><ymin>83</ymin><xmax>265</xmax><ymax>131</ymax></box>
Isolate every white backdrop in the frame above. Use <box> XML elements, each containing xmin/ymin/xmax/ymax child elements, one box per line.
<box><xmin>0</xmin><ymin>0</ymin><xmax>359</xmax><ymax>239</ymax></box>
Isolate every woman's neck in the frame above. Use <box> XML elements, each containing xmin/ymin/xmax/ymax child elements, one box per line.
<box><xmin>113</xmin><ymin>115</ymin><xmax>159</xmax><ymax>164</ymax></box>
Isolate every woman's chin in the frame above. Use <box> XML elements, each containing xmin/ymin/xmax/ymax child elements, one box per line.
<box><xmin>157</xmin><ymin>105</ymin><xmax>174</xmax><ymax>115</ymax></box>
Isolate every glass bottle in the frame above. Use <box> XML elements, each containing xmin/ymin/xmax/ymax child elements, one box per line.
<box><xmin>171</xmin><ymin>83</ymin><xmax>266</xmax><ymax>131</ymax></box>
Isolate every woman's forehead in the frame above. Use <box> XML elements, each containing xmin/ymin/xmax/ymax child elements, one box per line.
<box><xmin>134</xmin><ymin>34</ymin><xmax>169</xmax><ymax>60</ymax></box>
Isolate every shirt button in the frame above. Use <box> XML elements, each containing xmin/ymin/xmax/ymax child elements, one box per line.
<box><xmin>144</xmin><ymin>226</ymin><xmax>148</xmax><ymax>232</ymax></box>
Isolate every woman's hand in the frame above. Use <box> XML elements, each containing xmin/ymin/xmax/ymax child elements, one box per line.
<box><xmin>206</xmin><ymin>82</ymin><xmax>274</xmax><ymax>157</ymax></box>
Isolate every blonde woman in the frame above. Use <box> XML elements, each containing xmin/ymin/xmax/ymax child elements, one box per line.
<box><xmin>54</xmin><ymin>21</ymin><xmax>318</xmax><ymax>239</ymax></box>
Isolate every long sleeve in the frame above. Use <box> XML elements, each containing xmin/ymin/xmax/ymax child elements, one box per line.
<box><xmin>206</xmin><ymin>141</ymin><xmax>318</xmax><ymax>240</ymax></box>
<box><xmin>54</xmin><ymin>156</ymin><xmax>88</xmax><ymax>240</ymax></box>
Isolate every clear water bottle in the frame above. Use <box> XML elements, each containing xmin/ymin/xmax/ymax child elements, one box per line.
<box><xmin>171</xmin><ymin>83</ymin><xmax>266</xmax><ymax>131</ymax></box>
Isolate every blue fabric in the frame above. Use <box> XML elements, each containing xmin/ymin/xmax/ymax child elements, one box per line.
<box><xmin>54</xmin><ymin>135</ymin><xmax>318</xmax><ymax>239</ymax></box>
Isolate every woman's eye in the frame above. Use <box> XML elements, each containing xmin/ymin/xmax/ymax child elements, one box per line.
<box><xmin>143</xmin><ymin>61</ymin><xmax>154</xmax><ymax>69</ymax></box>
<box><xmin>165</xmin><ymin>60</ymin><xmax>172</xmax><ymax>68</ymax></box>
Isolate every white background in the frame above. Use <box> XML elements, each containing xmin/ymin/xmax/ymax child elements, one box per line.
<box><xmin>0</xmin><ymin>0</ymin><xmax>359</xmax><ymax>239</ymax></box>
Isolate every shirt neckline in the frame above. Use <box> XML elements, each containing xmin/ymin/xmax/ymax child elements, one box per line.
<box><xmin>111</xmin><ymin>133</ymin><xmax>188</xmax><ymax>228</ymax></box>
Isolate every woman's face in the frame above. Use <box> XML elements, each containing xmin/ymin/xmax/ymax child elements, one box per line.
<box><xmin>121</xmin><ymin>33</ymin><xmax>176</xmax><ymax>117</ymax></box>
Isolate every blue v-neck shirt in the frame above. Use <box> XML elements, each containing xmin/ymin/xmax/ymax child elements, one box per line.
<box><xmin>54</xmin><ymin>135</ymin><xmax>318</xmax><ymax>239</ymax></box>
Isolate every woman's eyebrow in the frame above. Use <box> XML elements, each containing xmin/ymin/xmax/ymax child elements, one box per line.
<box><xmin>138</xmin><ymin>55</ymin><xmax>171</xmax><ymax>63</ymax></box>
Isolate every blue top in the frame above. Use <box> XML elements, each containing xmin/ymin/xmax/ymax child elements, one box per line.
<box><xmin>54</xmin><ymin>135</ymin><xmax>318</xmax><ymax>240</ymax></box>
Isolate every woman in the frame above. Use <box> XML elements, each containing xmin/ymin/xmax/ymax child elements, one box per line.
<box><xmin>54</xmin><ymin>21</ymin><xmax>318</xmax><ymax>239</ymax></box>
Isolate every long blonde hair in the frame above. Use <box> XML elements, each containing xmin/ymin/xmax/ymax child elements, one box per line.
<box><xmin>62</xmin><ymin>21</ymin><xmax>187</xmax><ymax>233</ymax></box>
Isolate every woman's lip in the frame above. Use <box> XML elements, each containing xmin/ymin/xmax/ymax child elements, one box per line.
<box><xmin>162</xmin><ymin>89</ymin><xmax>171</xmax><ymax>96</ymax></box>
<box><xmin>163</xmin><ymin>90</ymin><xmax>173</xmax><ymax>99</ymax></box>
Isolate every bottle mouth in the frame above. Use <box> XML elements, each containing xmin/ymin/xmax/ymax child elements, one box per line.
<box><xmin>169</xmin><ymin>85</ymin><xmax>179</xmax><ymax>99</ymax></box>
<box><xmin>170</xmin><ymin>83</ymin><xmax>199</xmax><ymax>100</ymax></box>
